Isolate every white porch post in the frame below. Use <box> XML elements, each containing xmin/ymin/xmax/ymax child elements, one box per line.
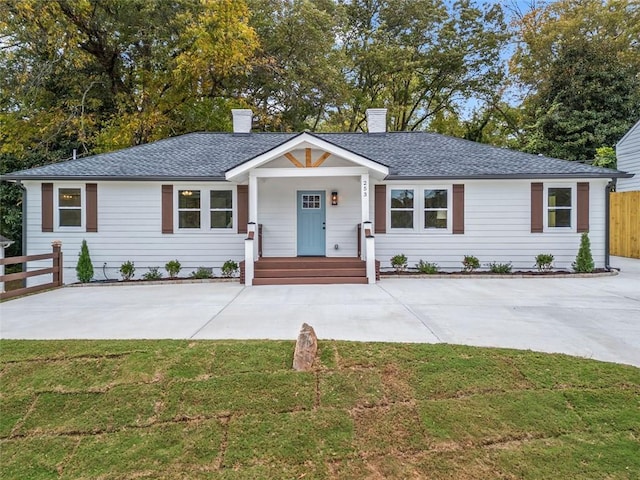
<box><xmin>363</xmin><ymin>221</ymin><xmax>376</xmax><ymax>284</ymax></box>
<box><xmin>244</xmin><ymin>223</ymin><xmax>256</xmax><ymax>286</ymax></box>
<box><xmin>249</xmin><ymin>173</ymin><xmax>258</xmax><ymax>224</ymax></box>
<box><xmin>360</xmin><ymin>173</ymin><xmax>370</xmax><ymax>223</ymax></box>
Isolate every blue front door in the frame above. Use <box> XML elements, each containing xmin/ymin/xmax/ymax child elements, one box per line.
<box><xmin>297</xmin><ymin>191</ymin><xmax>326</xmax><ymax>256</ymax></box>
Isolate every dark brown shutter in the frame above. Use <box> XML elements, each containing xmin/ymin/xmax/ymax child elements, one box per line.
<box><xmin>237</xmin><ymin>185</ymin><xmax>248</xmax><ymax>234</ymax></box>
<box><xmin>86</xmin><ymin>183</ymin><xmax>98</xmax><ymax>232</ymax></box>
<box><xmin>531</xmin><ymin>182</ymin><xmax>543</xmax><ymax>233</ymax></box>
<box><xmin>452</xmin><ymin>184</ymin><xmax>465</xmax><ymax>234</ymax></box>
<box><xmin>577</xmin><ymin>182</ymin><xmax>590</xmax><ymax>233</ymax></box>
<box><xmin>161</xmin><ymin>185</ymin><xmax>173</xmax><ymax>234</ymax></box>
<box><xmin>42</xmin><ymin>183</ymin><xmax>53</xmax><ymax>232</ymax></box>
<box><xmin>374</xmin><ymin>184</ymin><xmax>386</xmax><ymax>234</ymax></box>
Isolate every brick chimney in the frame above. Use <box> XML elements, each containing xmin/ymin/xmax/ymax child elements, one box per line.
<box><xmin>232</xmin><ymin>109</ymin><xmax>252</xmax><ymax>134</ymax></box>
<box><xmin>366</xmin><ymin>108</ymin><xmax>387</xmax><ymax>134</ymax></box>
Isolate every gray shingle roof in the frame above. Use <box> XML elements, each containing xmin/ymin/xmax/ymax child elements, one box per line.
<box><xmin>2</xmin><ymin>131</ymin><xmax>630</xmax><ymax>180</ymax></box>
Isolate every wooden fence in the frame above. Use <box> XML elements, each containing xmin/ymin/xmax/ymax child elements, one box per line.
<box><xmin>0</xmin><ymin>242</ymin><xmax>63</xmax><ymax>300</ymax></box>
<box><xmin>610</xmin><ymin>191</ymin><xmax>640</xmax><ymax>259</ymax></box>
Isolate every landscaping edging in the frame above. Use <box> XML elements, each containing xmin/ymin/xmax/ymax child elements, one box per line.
<box><xmin>380</xmin><ymin>270</ymin><xmax>619</xmax><ymax>279</ymax></box>
<box><xmin>68</xmin><ymin>278</ymin><xmax>239</xmax><ymax>287</ymax></box>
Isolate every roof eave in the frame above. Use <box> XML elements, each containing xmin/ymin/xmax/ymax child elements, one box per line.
<box><xmin>2</xmin><ymin>175</ymin><xmax>229</xmax><ymax>182</ymax></box>
<box><xmin>385</xmin><ymin>172</ymin><xmax>634</xmax><ymax>181</ymax></box>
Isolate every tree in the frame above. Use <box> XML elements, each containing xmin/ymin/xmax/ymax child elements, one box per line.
<box><xmin>511</xmin><ymin>0</ymin><xmax>640</xmax><ymax>161</ymax></box>
<box><xmin>76</xmin><ymin>240</ymin><xmax>94</xmax><ymax>283</ymax></box>
<box><xmin>593</xmin><ymin>146</ymin><xmax>617</xmax><ymax>169</ymax></box>
<box><xmin>328</xmin><ymin>0</ymin><xmax>509</xmax><ymax>132</ymax></box>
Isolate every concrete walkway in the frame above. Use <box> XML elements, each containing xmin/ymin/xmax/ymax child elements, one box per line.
<box><xmin>1</xmin><ymin>256</ymin><xmax>639</xmax><ymax>367</ymax></box>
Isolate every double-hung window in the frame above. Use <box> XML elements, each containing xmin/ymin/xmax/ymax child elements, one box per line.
<box><xmin>210</xmin><ymin>190</ymin><xmax>233</xmax><ymax>229</ymax></box>
<box><xmin>178</xmin><ymin>190</ymin><xmax>201</xmax><ymax>229</ymax></box>
<box><xmin>547</xmin><ymin>187</ymin><xmax>572</xmax><ymax>228</ymax></box>
<box><xmin>424</xmin><ymin>189</ymin><xmax>448</xmax><ymax>229</ymax></box>
<box><xmin>58</xmin><ymin>188</ymin><xmax>82</xmax><ymax>227</ymax></box>
<box><xmin>177</xmin><ymin>188</ymin><xmax>234</xmax><ymax>230</ymax></box>
<box><xmin>390</xmin><ymin>189</ymin><xmax>414</xmax><ymax>229</ymax></box>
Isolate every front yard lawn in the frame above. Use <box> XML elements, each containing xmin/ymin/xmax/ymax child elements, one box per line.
<box><xmin>1</xmin><ymin>340</ymin><xmax>638</xmax><ymax>479</ymax></box>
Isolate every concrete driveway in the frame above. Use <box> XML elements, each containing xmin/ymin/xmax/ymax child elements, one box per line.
<box><xmin>1</xmin><ymin>256</ymin><xmax>639</xmax><ymax>367</ymax></box>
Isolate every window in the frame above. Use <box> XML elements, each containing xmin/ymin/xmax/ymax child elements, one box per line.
<box><xmin>390</xmin><ymin>189</ymin><xmax>414</xmax><ymax>229</ymax></box>
<box><xmin>178</xmin><ymin>190</ymin><xmax>201</xmax><ymax>228</ymax></box>
<box><xmin>424</xmin><ymin>189</ymin><xmax>448</xmax><ymax>229</ymax></box>
<box><xmin>301</xmin><ymin>194</ymin><xmax>321</xmax><ymax>209</ymax></box>
<box><xmin>58</xmin><ymin>188</ymin><xmax>82</xmax><ymax>227</ymax></box>
<box><xmin>210</xmin><ymin>190</ymin><xmax>233</xmax><ymax>229</ymax></box>
<box><xmin>547</xmin><ymin>187</ymin><xmax>572</xmax><ymax>228</ymax></box>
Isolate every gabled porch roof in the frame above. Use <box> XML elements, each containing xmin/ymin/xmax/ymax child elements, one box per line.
<box><xmin>224</xmin><ymin>132</ymin><xmax>389</xmax><ymax>182</ymax></box>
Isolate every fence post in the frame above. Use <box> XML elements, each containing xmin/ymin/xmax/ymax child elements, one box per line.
<box><xmin>52</xmin><ymin>241</ymin><xmax>62</xmax><ymax>286</ymax></box>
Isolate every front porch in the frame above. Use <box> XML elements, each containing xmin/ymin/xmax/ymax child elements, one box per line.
<box><xmin>240</xmin><ymin>256</ymin><xmax>381</xmax><ymax>285</ymax></box>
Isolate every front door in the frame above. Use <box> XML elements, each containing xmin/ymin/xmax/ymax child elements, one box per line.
<box><xmin>297</xmin><ymin>191</ymin><xmax>326</xmax><ymax>256</ymax></box>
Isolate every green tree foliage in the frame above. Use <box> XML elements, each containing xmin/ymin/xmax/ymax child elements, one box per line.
<box><xmin>572</xmin><ymin>232</ymin><xmax>595</xmax><ymax>273</ymax></box>
<box><xmin>328</xmin><ymin>0</ymin><xmax>509</xmax><ymax>132</ymax></box>
<box><xmin>512</xmin><ymin>0</ymin><xmax>640</xmax><ymax>161</ymax></box>
<box><xmin>593</xmin><ymin>146</ymin><xmax>617</xmax><ymax>169</ymax></box>
<box><xmin>76</xmin><ymin>240</ymin><xmax>94</xmax><ymax>283</ymax></box>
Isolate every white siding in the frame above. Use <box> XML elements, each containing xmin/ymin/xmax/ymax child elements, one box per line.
<box><xmin>257</xmin><ymin>176</ymin><xmax>361</xmax><ymax>257</ymax></box>
<box><xmin>617</xmin><ymin>120</ymin><xmax>640</xmax><ymax>192</ymax></box>
<box><xmin>24</xmin><ymin>177</ymin><xmax>610</xmax><ymax>284</ymax></box>
<box><xmin>372</xmin><ymin>179</ymin><xmax>609</xmax><ymax>272</ymax></box>
<box><xmin>24</xmin><ymin>181</ymin><xmax>245</xmax><ymax>284</ymax></box>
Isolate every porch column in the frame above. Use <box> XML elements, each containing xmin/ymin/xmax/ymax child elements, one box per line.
<box><xmin>360</xmin><ymin>173</ymin><xmax>370</xmax><ymax>223</ymax></box>
<box><xmin>249</xmin><ymin>172</ymin><xmax>258</xmax><ymax>224</ymax></box>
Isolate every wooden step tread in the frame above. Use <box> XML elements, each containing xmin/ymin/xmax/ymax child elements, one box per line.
<box><xmin>256</xmin><ymin>261</ymin><xmax>365</xmax><ymax>270</ymax></box>
<box><xmin>252</xmin><ymin>276</ymin><xmax>368</xmax><ymax>285</ymax></box>
<box><xmin>255</xmin><ymin>268</ymin><xmax>365</xmax><ymax>278</ymax></box>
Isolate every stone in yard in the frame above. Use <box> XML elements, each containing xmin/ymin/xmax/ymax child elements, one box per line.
<box><xmin>293</xmin><ymin>323</ymin><xmax>318</xmax><ymax>371</ymax></box>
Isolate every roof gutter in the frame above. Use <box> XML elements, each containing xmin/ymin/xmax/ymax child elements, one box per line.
<box><xmin>2</xmin><ymin>176</ymin><xmax>229</xmax><ymax>182</ymax></box>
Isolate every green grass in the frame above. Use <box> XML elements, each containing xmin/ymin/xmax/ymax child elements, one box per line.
<box><xmin>1</xmin><ymin>340</ymin><xmax>639</xmax><ymax>479</ymax></box>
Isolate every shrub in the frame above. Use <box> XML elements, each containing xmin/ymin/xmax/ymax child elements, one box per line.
<box><xmin>142</xmin><ymin>267</ymin><xmax>163</xmax><ymax>281</ymax></box>
<box><xmin>488</xmin><ymin>262</ymin><xmax>512</xmax><ymax>274</ymax></box>
<box><xmin>416</xmin><ymin>260</ymin><xmax>439</xmax><ymax>274</ymax></box>
<box><xmin>190</xmin><ymin>267</ymin><xmax>213</xmax><ymax>279</ymax></box>
<box><xmin>165</xmin><ymin>259</ymin><xmax>181</xmax><ymax>278</ymax></box>
<box><xmin>221</xmin><ymin>260</ymin><xmax>239</xmax><ymax>278</ymax></box>
<box><xmin>390</xmin><ymin>254</ymin><xmax>408</xmax><ymax>274</ymax></box>
<box><xmin>535</xmin><ymin>253</ymin><xmax>554</xmax><ymax>272</ymax></box>
<box><xmin>462</xmin><ymin>255</ymin><xmax>480</xmax><ymax>272</ymax></box>
<box><xmin>75</xmin><ymin>240</ymin><xmax>94</xmax><ymax>283</ymax></box>
<box><xmin>572</xmin><ymin>232</ymin><xmax>595</xmax><ymax>273</ymax></box>
<box><xmin>119</xmin><ymin>261</ymin><xmax>135</xmax><ymax>281</ymax></box>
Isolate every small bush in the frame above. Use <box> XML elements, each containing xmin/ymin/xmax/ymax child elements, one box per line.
<box><xmin>75</xmin><ymin>240</ymin><xmax>94</xmax><ymax>283</ymax></box>
<box><xmin>390</xmin><ymin>254</ymin><xmax>408</xmax><ymax>274</ymax></box>
<box><xmin>488</xmin><ymin>262</ymin><xmax>512</xmax><ymax>274</ymax></box>
<box><xmin>535</xmin><ymin>253</ymin><xmax>554</xmax><ymax>272</ymax></box>
<box><xmin>165</xmin><ymin>259</ymin><xmax>181</xmax><ymax>278</ymax></box>
<box><xmin>119</xmin><ymin>261</ymin><xmax>135</xmax><ymax>281</ymax></box>
<box><xmin>572</xmin><ymin>232</ymin><xmax>594</xmax><ymax>273</ymax></box>
<box><xmin>416</xmin><ymin>260</ymin><xmax>439</xmax><ymax>274</ymax></box>
<box><xmin>221</xmin><ymin>260</ymin><xmax>239</xmax><ymax>278</ymax></box>
<box><xmin>190</xmin><ymin>267</ymin><xmax>213</xmax><ymax>279</ymax></box>
<box><xmin>462</xmin><ymin>255</ymin><xmax>480</xmax><ymax>272</ymax></box>
<box><xmin>142</xmin><ymin>267</ymin><xmax>163</xmax><ymax>281</ymax></box>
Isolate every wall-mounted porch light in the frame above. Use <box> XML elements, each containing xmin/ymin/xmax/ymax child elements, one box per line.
<box><xmin>331</xmin><ymin>191</ymin><xmax>338</xmax><ymax>206</ymax></box>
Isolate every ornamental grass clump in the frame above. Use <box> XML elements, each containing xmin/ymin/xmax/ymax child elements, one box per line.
<box><xmin>572</xmin><ymin>232</ymin><xmax>594</xmax><ymax>273</ymax></box>
<box><xmin>142</xmin><ymin>267</ymin><xmax>163</xmax><ymax>281</ymax></box>
<box><xmin>416</xmin><ymin>260</ymin><xmax>439</xmax><ymax>274</ymax></box>
<box><xmin>75</xmin><ymin>240</ymin><xmax>94</xmax><ymax>283</ymax></box>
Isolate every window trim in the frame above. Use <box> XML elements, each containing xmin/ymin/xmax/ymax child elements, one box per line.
<box><xmin>543</xmin><ymin>183</ymin><xmax>576</xmax><ymax>232</ymax></box>
<box><xmin>387</xmin><ymin>185</ymin><xmax>452</xmax><ymax>233</ymax></box>
<box><xmin>174</xmin><ymin>186</ymin><xmax>237</xmax><ymax>233</ymax></box>
<box><xmin>209</xmin><ymin>189</ymin><xmax>234</xmax><ymax>229</ymax></box>
<box><xmin>423</xmin><ymin>187</ymin><xmax>451</xmax><ymax>232</ymax></box>
<box><xmin>388</xmin><ymin>187</ymin><xmax>416</xmax><ymax>231</ymax></box>
<box><xmin>54</xmin><ymin>185</ymin><xmax>85</xmax><ymax>231</ymax></box>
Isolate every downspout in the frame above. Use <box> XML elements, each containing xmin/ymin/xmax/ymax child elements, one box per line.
<box><xmin>605</xmin><ymin>179</ymin><xmax>615</xmax><ymax>271</ymax></box>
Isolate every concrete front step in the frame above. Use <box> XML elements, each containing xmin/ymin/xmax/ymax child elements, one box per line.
<box><xmin>255</xmin><ymin>268</ymin><xmax>366</xmax><ymax>278</ymax></box>
<box><xmin>252</xmin><ymin>276</ymin><xmax>368</xmax><ymax>285</ymax></box>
